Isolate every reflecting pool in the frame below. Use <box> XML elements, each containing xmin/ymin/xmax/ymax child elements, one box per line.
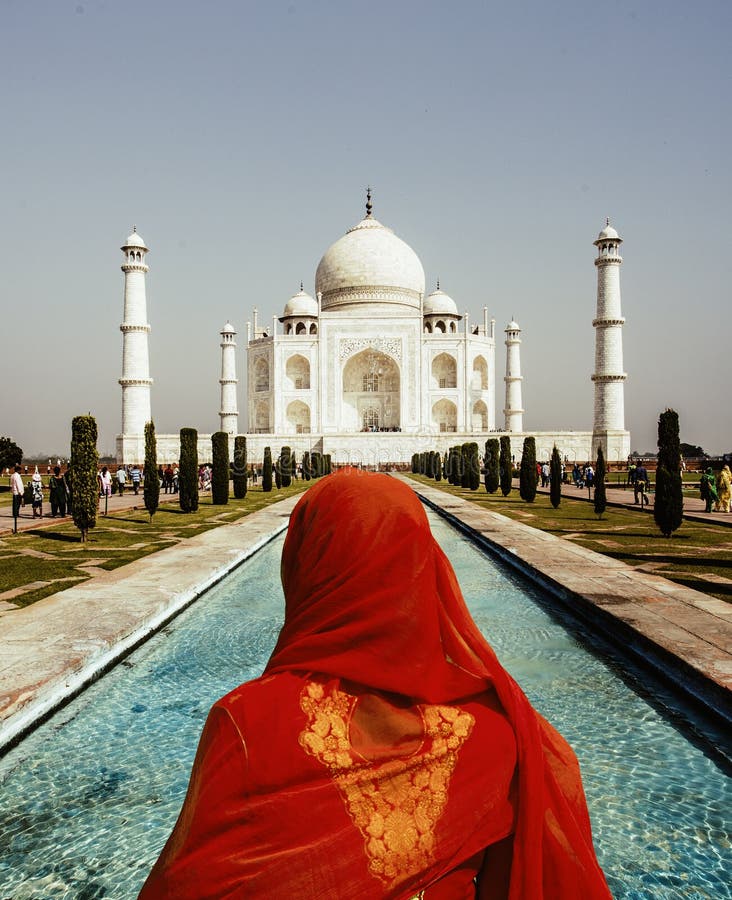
<box><xmin>0</xmin><ymin>511</ymin><xmax>730</xmax><ymax>899</ymax></box>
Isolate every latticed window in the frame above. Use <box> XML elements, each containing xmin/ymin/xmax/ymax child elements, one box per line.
<box><xmin>362</xmin><ymin>373</ymin><xmax>380</xmax><ymax>392</ymax></box>
<box><xmin>362</xmin><ymin>407</ymin><xmax>379</xmax><ymax>429</ymax></box>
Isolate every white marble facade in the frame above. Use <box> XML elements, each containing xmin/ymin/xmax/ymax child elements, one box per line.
<box><xmin>117</xmin><ymin>205</ymin><xmax>630</xmax><ymax>467</ymax></box>
<box><xmin>247</xmin><ymin>205</ymin><xmax>496</xmax><ymax>448</ymax></box>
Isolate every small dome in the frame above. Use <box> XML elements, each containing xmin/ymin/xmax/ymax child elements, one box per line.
<box><xmin>221</xmin><ymin>321</ymin><xmax>236</xmax><ymax>334</ymax></box>
<box><xmin>122</xmin><ymin>228</ymin><xmax>147</xmax><ymax>249</ymax></box>
<box><xmin>315</xmin><ymin>216</ymin><xmax>425</xmax><ymax>311</ymax></box>
<box><xmin>506</xmin><ymin>319</ymin><xmax>520</xmax><ymax>331</ymax></box>
<box><xmin>597</xmin><ymin>220</ymin><xmax>620</xmax><ymax>241</ymax></box>
<box><xmin>283</xmin><ymin>287</ymin><xmax>318</xmax><ymax>318</ymax></box>
<box><xmin>423</xmin><ymin>287</ymin><xmax>458</xmax><ymax>317</ymax></box>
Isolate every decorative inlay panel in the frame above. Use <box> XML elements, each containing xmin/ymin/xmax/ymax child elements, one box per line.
<box><xmin>339</xmin><ymin>337</ymin><xmax>402</xmax><ymax>362</ymax></box>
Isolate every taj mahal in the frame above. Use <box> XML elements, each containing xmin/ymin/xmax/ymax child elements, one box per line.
<box><xmin>116</xmin><ymin>193</ymin><xmax>630</xmax><ymax>467</ymax></box>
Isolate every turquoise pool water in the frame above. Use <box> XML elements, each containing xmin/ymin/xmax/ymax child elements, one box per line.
<box><xmin>0</xmin><ymin>511</ymin><xmax>729</xmax><ymax>899</ymax></box>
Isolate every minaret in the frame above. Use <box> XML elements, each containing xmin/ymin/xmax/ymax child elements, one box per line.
<box><xmin>219</xmin><ymin>322</ymin><xmax>238</xmax><ymax>435</ymax></box>
<box><xmin>503</xmin><ymin>319</ymin><xmax>524</xmax><ymax>432</ymax></box>
<box><xmin>592</xmin><ymin>220</ymin><xmax>628</xmax><ymax>459</ymax></box>
<box><xmin>119</xmin><ymin>227</ymin><xmax>152</xmax><ymax>447</ymax></box>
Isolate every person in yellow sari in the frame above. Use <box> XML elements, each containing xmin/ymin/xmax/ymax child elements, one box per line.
<box><xmin>716</xmin><ymin>464</ymin><xmax>731</xmax><ymax>513</ymax></box>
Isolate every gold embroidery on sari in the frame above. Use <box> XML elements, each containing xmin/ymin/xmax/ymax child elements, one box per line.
<box><xmin>299</xmin><ymin>681</ymin><xmax>475</xmax><ymax>887</ymax></box>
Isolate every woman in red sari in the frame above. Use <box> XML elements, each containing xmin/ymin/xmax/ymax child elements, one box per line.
<box><xmin>139</xmin><ymin>470</ymin><xmax>611</xmax><ymax>899</ymax></box>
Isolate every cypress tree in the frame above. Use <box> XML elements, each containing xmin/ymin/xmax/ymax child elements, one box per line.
<box><xmin>485</xmin><ymin>438</ymin><xmax>500</xmax><ymax>493</ymax></box>
<box><xmin>311</xmin><ymin>451</ymin><xmax>321</xmax><ymax>478</ymax></box>
<box><xmin>144</xmin><ymin>420</ymin><xmax>160</xmax><ymax>522</ymax></box>
<box><xmin>280</xmin><ymin>446</ymin><xmax>292</xmax><ymax>488</ymax></box>
<box><xmin>434</xmin><ymin>449</ymin><xmax>442</xmax><ymax>481</ymax></box>
<box><xmin>499</xmin><ymin>436</ymin><xmax>512</xmax><ymax>497</ymax></box>
<box><xmin>302</xmin><ymin>451</ymin><xmax>312</xmax><ymax>481</ymax></box>
<box><xmin>594</xmin><ymin>445</ymin><xmax>607</xmax><ymax>518</ymax></box>
<box><xmin>411</xmin><ymin>453</ymin><xmax>419</xmax><ymax>474</ymax></box>
<box><xmin>262</xmin><ymin>446</ymin><xmax>273</xmax><ymax>492</ymax></box>
<box><xmin>550</xmin><ymin>445</ymin><xmax>562</xmax><ymax>509</ymax></box>
<box><xmin>211</xmin><ymin>431</ymin><xmax>230</xmax><ymax>504</ymax></box>
<box><xmin>274</xmin><ymin>454</ymin><xmax>282</xmax><ymax>489</ymax></box>
<box><xmin>654</xmin><ymin>408</ymin><xmax>684</xmax><ymax>538</ymax></box>
<box><xmin>232</xmin><ymin>435</ymin><xmax>247</xmax><ymax>499</ymax></box>
<box><xmin>70</xmin><ymin>414</ymin><xmax>98</xmax><ymax>542</ymax></box>
<box><xmin>466</xmin><ymin>442</ymin><xmax>480</xmax><ymax>490</ymax></box>
<box><xmin>179</xmin><ymin>428</ymin><xmax>199</xmax><ymax>512</ymax></box>
<box><xmin>460</xmin><ymin>443</ymin><xmax>471</xmax><ymax>488</ymax></box>
<box><xmin>519</xmin><ymin>436</ymin><xmax>538</xmax><ymax>502</ymax></box>
<box><xmin>325</xmin><ymin>454</ymin><xmax>332</xmax><ymax>475</ymax></box>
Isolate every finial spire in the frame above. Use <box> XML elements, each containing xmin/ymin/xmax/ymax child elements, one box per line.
<box><xmin>133</xmin><ymin>224</ymin><xmax>137</xmax><ymax>233</ymax></box>
<box><xmin>436</xmin><ymin>278</ymin><xmax>440</xmax><ymax>290</ymax></box>
<box><xmin>300</xmin><ymin>281</ymin><xmax>303</xmax><ymax>291</ymax></box>
<box><xmin>365</xmin><ymin>186</ymin><xmax>372</xmax><ymax>218</ymax></box>
<box><xmin>606</xmin><ymin>217</ymin><xmax>610</xmax><ymax>227</ymax></box>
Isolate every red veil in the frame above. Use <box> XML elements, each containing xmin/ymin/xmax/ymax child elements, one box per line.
<box><xmin>140</xmin><ymin>470</ymin><xmax>611</xmax><ymax>899</ymax></box>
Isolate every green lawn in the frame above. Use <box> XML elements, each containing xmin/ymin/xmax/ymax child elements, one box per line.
<box><xmin>0</xmin><ymin>481</ymin><xmax>310</xmax><ymax>608</ymax></box>
<box><xmin>408</xmin><ymin>475</ymin><xmax>732</xmax><ymax>603</ymax></box>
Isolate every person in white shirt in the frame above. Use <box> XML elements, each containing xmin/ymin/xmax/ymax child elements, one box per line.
<box><xmin>10</xmin><ymin>464</ymin><xmax>24</xmax><ymax>532</ymax></box>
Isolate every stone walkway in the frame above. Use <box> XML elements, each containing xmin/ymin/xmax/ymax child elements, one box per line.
<box><xmin>1</xmin><ymin>481</ymin><xmax>730</xmax><ymax>755</ymax></box>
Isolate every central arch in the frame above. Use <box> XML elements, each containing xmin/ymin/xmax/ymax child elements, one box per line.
<box><xmin>342</xmin><ymin>349</ymin><xmax>401</xmax><ymax>432</ymax></box>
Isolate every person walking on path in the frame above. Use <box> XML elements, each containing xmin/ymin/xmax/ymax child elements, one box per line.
<box><xmin>634</xmin><ymin>464</ymin><xmax>650</xmax><ymax>506</ymax></box>
<box><xmin>716</xmin><ymin>464</ymin><xmax>731</xmax><ymax>513</ymax></box>
<box><xmin>131</xmin><ymin>464</ymin><xmax>141</xmax><ymax>496</ymax></box>
<box><xmin>48</xmin><ymin>465</ymin><xmax>67</xmax><ymax>517</ymax></box>
<box><xmin>699</xmin><ymin>468</ymin><xmax>718</xmax><ymax>513</ymax></box>
<box><xmin>30</xmin><ymin>469</ymin><xmax>44</xmax><ymax>519</ymax></box>
<box><xmin>99</xmin><ymin>466</ymin><xmax>112</xmax><ymax>506</ymax></box>
<box><xmin>116</xmin><ymin>466</ymin><xmax>127</xmax><ymax>496</ymax></box>
<box><xmin>10</xmin><ymin>464</ymin><xmax>24</xmax><ymax>532</ymax></box>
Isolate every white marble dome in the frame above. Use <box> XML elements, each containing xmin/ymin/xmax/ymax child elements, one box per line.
<box><xmin>597</xmin><ymin>221</ymin><xmax>620</xmax><ymax>241</ymax></box>
<box><xmin>315</xmin><ymin>216</ymin><xmax>426</xmax><ymax>311</ymax></box>
<box><xmin>424</xmin><ymin>286</ymin><xmax>458</xmax><ymax>316</ymax></box>
<box><xmin>123</xmin><ymin>229</ymin><xmax>147</xmax><ymax>249</ymax></box>
<box><xmin>283</xmin><ymin>287</ymin><xmax>318</xmax><ymax>318</ymax></box>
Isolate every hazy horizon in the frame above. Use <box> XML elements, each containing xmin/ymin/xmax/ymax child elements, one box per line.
<box><xmin>2</xmin><ymin>1</ymin><xmax>730</xmax><ymax>459</ymax></box>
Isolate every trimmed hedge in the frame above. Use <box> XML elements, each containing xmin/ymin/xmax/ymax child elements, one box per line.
<box><xmin>499</xmin><ymin>436</ymin><xmax>512</xmax><ymax>496</ymax></box>
<box><xmin>233</xmin><ymin>435</ymin><xmax>247</xmax><ymax>499</ymax></box>
<box><xmin>262</xmin><ymin>447</ymin><xmax>273</xmax><ymax>492</ymax></box>
<box><xmin>211</xmin><ymin>431</ymin><xmax>230</xmax><ymax>504</ymax></box>
<box><xmin>279</xmin><ymin>446</ymin><xmax>292</xmax><ymax>488</ymax></box>
<box><xmin>594</xmin><ymin>445</ymin><xmax>607</xmax><ymax>518</ymax></box>
<box><xmin>654</xmin><ymin>409</ymin><xmax>684</xmax><ymax>538</ymax></box>
<box><xmin>550</xmin><ymin>445</ymin><xmax>562</xmax><ymax>509</ymax></box>
<box><xmin>484</xmin><ymin>438</ymin><xmax>499</xmax><ymax>493</ymax></box>
<box><xmin>179</xmin><ymin>428</ymin><xmax>199</xmax><ymax>512</ymax></box>
<box><xmin>70</xmin><ymin>415</ymin><xmax>98</xmax><ymax>541</ymax></box>
<box><xmin>519</xmin><ymin>436</ymin><xmax>537</xmax><ymax>502</ymax></box>
<box><xmin>144</xmin><ymin>420</ymin><xmax>160</xmax><ymax>522</ymax></box>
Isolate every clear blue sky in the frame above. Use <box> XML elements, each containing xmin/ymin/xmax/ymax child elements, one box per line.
<box><xmin>1</xmin><ymin>0</ymin><xmax>730</xmax><ymax>457</ymax></box>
